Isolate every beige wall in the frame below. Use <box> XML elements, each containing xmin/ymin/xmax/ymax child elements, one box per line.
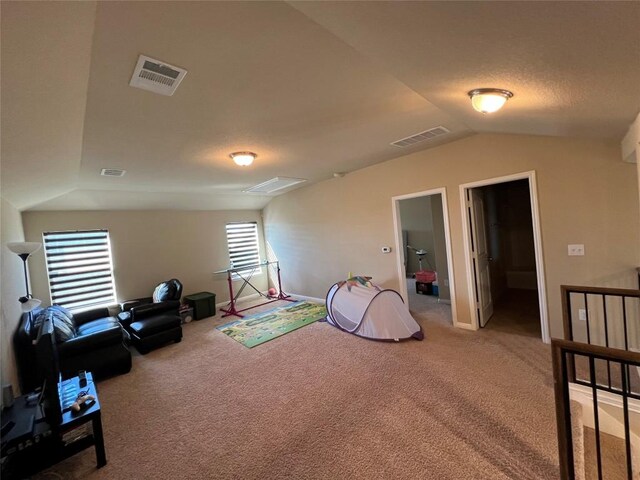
<box><xmin>1</xmin><ymin>198</ymin><xmax>28</xmax><ymax>395</ymax></box>
<box><xmin>263</xmin><ymin>133</ymin><xmax>640</xmax><ymax>339</ymax></box>
<box><xmin>22</xmin><ymin>210</ymin><xmax>267</xmax><ymax>307</ymax></box>
<box><xmin>399</xmin><ymin>196</ymin><xmax>435</xmax><ymax>274</ymax></box>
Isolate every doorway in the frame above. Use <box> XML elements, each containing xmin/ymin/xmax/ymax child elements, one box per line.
<box><xmin>392</xmin><ymin>188</ymin><xmax>457</xmax><ymax>327</ymax></box>
<box><xmin>460</xmin><ymin>172</ymin><xmax>549</xmax><ymax>342</ymax></box>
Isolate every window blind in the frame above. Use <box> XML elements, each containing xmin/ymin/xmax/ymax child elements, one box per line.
<box><xmin>225</xmin><ymin>222</ymin><xmax>261</xmax><ymax>271</ymax></box>
<box><xmin>43</xmin><ymin>230</ymin><xmax>117</xmax><ymax>310</ymax></box>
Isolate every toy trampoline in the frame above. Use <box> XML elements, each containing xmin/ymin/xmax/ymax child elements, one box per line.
<box><xmin>325</xmin><ymin>277</ymin><xmax>423</xmax><ymax>341</ymax></box>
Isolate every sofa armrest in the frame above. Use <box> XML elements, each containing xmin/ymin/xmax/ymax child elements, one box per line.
<box><xmin>73</xmin><ymin>307</ymin><xmax>111</xmax><ymax>326</ymax></box>
<box><xmin>122</xmin><ymin>297</ymin><xmax>153</xmax><ymax>312</ymax></box>
<box><xmin>130</xmin><ymin>301</ymin><xmax>180</xmax><ymax>320</ymax></box>
<box><xmin>57</xmin><ymin>324</ymin><xmax>125</xmax><ymax>357</ymax></box>
<box><xmin>117</xmin><ymin>311</ymin><xmax>132</xmax><ymax>327</ymax></box>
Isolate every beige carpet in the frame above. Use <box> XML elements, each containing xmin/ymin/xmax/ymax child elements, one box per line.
<box><xmin>583</xmin><ymin>428</ymin><xmax>629</xmax><ymax>479</ymax></box>
<box><xmin>36</xmin><ymin>297</ymin><xmax>560</xmax><ymax>479</ymax></box>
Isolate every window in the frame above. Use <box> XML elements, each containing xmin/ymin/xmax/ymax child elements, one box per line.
<box><xmin>225</xmin><ymin>222</ymin><xmax>261</xmax><ymax>273</ymax></box>
<box><xmin>43</xmin><ymin>230</ymin><xmax>117</xmax><ymax>311</ymax></box>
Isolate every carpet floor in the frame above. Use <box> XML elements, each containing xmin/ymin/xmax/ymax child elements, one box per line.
<box><xmin>406</xmin><ymin>278</ymin><xmax>452</xmax><ymax>327</ymax></box>
<box><xmin>36</xmin><ymin>297</ymin><xmax>560</xmax><ymax>479</ymax></box>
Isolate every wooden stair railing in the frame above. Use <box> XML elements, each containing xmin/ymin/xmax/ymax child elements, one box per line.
<box><xmin>552</xmin><ymin>339</ymin><xmax>640</xmax><ymax>480</ymax></box>
<box><xmin>555</xmin><ymin>284</ymin><xmax>640</xmax><ymax>479</ymax></box>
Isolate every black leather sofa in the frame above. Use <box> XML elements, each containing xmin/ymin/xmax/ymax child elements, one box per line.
<box><xmin>118</xmin><ymin>279</ymin><xmax>183</xmax><ymax>354</ymax></box>
<box><xmin>14</xmin><ymin>306</ymin><xmax>132</xmax><ymax>393</ymax></box>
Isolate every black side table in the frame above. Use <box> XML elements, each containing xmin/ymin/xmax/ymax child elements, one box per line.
<box><xmin>1</xmin><ymin>372</ymin><xmax>106</xmax><ymax>478</ymax></box>
<box><xmin>58</xmin><ymin>372</ymin><xmax>107</xmax><ymax>468</ymax></box>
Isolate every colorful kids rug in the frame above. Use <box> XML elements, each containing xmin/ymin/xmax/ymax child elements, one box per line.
<box><xmin>216</xmin><ymin>301</ymin><xmax>327</xmax><ymax>348</ymax></box>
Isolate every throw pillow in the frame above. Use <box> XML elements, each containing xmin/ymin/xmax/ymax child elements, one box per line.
<box><xmin>41</xmin><ymin>306</ymin><xmax>77</xmax><ymax>342</ymax></box>
<box><xmin>50</xmin><ymin>305</ymin><xmax>73</xmax><ymax>323</ymax></box>
<box><xmin>30</xmin><ymin>309</ymin><xmax>46</xmax><ymax>339</ymax></box>
<box><xmin>51</xmin><ymin>310</ymin><xmax>76</xmax><ymax>342</ymax></box>
<box><xmin>153</xmin><ymin>281</ymin><xmax>177</xmax><ymax>302</ymax></box>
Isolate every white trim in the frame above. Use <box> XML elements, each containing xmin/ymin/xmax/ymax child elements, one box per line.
<box><xmin>453</xmin><ymin>322</ymin><xmax>476</xmax><ymax>331</ymax></box>
<box><xmin>215</xmin><ymin>291</ymin><xmax>264</xmax><ymax>309</ymax></box>
<box><xmin>216</xmin><ymin>292</ymin><xmax>324</xmax><ymax>310</ymax></box>
<box><xmin>570</xmin><ymin>383</ymin><xmax>640</xmax><ymax>415</ymax></box>
<box><xmin>391</xmin><ymin>187</ymin><xmax>459</xmax><ymax>328</ymax></box>
<box><xmin>621</xmin><ymin>111</ymin><xmax>639</xmax><ymax>163</ymax></box>
<box><xmin>286</xmin><ymin>293</ymin><xmax>325</xmax><ymax>303</ymax></box>
<box><xmin>459</xmin><ymin>171</ymin><xmax>550</xmax><ymax>343</ymax></box>
<box><xmin>569</xmin><ymin>383</ymin><xmax>640</xmax><ymax>447</ymax></box>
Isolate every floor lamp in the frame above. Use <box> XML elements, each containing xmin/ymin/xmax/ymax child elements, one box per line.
<box><xmin>7</xmin><ymin>242</ymin><xmax>42</xmax><ymax>313</ymax></box>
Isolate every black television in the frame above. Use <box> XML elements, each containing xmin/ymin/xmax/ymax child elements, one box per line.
<box><xmin>34</xmin><ymin>315</ymin><xmax>62</xmax><ymax>428</ymax></box>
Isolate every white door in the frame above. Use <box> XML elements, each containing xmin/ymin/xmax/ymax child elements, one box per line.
<box><xmin>470</xmin><ymin>189</ymin><xmax>493</xmax><ymax>326</ymax></box>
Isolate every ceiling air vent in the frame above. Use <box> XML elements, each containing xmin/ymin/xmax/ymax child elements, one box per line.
<box><xmin>244</xmin><ymin>177</ymin><xmax>306</xmax><ymax>194</ymax></box>
<box><xmin>129</xmin><ymin>55</ymin><xmax>187</xmax><ymax>96</ymax></box>
<box><xmin>100</xmin><ymin>168</ymin><xmax>126</xmax><ymax>177</ymax></box>
<box><xmin>391</xmin><ymin>126</ymin><xmax>450</xmax><ymax>148</ymax></box>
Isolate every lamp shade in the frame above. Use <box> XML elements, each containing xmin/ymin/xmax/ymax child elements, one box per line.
<box><xmin>19</xmin><ymin>297</ymin><xmax>42</xmax><ymax>313</ymax></box>
<box><xmin>468</xmin><ymin>89</ymin><xmax>513</xmax><ymax>114</ymax></box>
<box><xmin>7</xmin><ymin>242</ymin><xmax>42</xmax><ymax>256</ymax></box>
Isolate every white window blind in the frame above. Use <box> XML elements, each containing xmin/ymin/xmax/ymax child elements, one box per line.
<box><xmin>43</xmin><ymin>230</ymin><xmax>117</xmax><ymax>311</ymax></box>
<box><xmin>226</xmin><ymin>222</ymin><xmax>261</xmax><ymax>272</ymax></box>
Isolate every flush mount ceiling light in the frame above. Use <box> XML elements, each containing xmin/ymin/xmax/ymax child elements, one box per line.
<box><xmin>468</xmin><ymin>88</ymin><xmax>514</xmax><ymax>114</ymax></box>
<box><xmin>230</xmin><ymin>151</ymin><xmax>257</xmax><ymax>167</ymax></box>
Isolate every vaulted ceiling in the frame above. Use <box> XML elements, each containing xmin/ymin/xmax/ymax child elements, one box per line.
<box><xmin>2</xmin><ymin>1</ymin><xmax>639</xmax><ymax>211</ymax></box>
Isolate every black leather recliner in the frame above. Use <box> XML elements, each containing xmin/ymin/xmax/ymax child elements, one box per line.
<box><xmin>14</xmin><ymin>306</ymin><xmax>132</xmax><ymax>393</ymax></box>
<box><xmin>118</xmin><ymin>279</ymin><xmax>183</xmax><ymax>354</ymax></box>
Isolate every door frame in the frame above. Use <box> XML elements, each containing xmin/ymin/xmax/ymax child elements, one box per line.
<box><xmin>459</xmin><ymin>171</ymin><xmax>550</xmax><ymax>343</ymax></box>
<box><xmin>391</xmin><ymin>187</ymin><xmax>459</xmax><ymax>327</ymax></box>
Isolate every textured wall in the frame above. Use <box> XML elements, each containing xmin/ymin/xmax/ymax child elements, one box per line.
<box><xmin>399</xmin><ymin>196</ymin><xmax>435</xmax><ymax>274</ymax></box>
<box><xmin>263</xmin><ymin>133</ymin><xmax>640</xmax><ymax>339</ymax></box>
<box><xmin>22</xmin><ymin>210</ymin><xmax>268</xmax><ymax>306</ymax></box>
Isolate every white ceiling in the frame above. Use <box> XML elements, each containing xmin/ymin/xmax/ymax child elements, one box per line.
<box><xmin>2</xmin><ymin>1</ymin><xmax>639</xmax><ymax>211</ymax></box>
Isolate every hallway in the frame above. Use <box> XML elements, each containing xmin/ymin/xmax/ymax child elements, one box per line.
<box><xmin>484</xmin><ymin>288</ymin><xmax>541</xmax><ymax>338</ymax></box>
<box><xmin>406</xmin><ymin>277</ymin><xmax>452</xmax><ymax>327</ymax></box>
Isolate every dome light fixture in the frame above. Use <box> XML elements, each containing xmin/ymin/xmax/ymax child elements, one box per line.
<box><xmin>230</xmin><ymin>151</ymin><xmax>257</xmax><ymax>167</ymax></box>
<box><xmin>468</xmin><ymin>88</ymin><xmax>513</xmax><ymax>114</ymax></box>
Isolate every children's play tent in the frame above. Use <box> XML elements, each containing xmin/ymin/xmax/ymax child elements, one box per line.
<box><xmin>325</xmin><ymin>277</ymin><xmax>423</xmax><ymax>341</ymax></box>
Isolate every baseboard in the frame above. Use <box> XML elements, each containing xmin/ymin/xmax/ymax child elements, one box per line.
<box><xmin>215</xmin><ymin>291</ymin><xmax>265</xmax><ymax>309</ymax></box>
<box><xmin>215</xmin><ymin>291</ymin><xmax>325</xmax><ymax>309</ymax></box>
<box><xmin>570</xmin><ymin>383</ymin><xmax>640</xmax><ymax>442</ymax></box>
<box><xmin>570</xmin><ymin>383</ymin><xmax>640</xmax><ymax>415</ymax></box>
<box><xmin>287</xmin><ymin>293</ymin><xmax>325</xmax><ymax>303</ymax></box>
<box><xmin>453</xmin><ymin>321</ymin><xmax>476</xmax><ymax>331</ymax></box>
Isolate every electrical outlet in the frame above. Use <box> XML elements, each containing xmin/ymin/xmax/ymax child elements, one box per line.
<box><xmin>578</xmin><ymin>309</ymin><xmax>587</xmax><ymax>321</ymax></box>
<box><xmin>443</xmin><ymin>279</ymin><xmax>449</xmax><ymax>287</ymax></box>
<box><xmin>568</xmin><ymin>244</ymin><xmax>585</xmax><ymax>256</ymax></box>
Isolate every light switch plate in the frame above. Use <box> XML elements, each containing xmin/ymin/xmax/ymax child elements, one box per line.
<box><xmin>381</xmin><ymin>246</ymin><xmax>391</xmax><ymax>253</ymax></box>
<box><xmin>568</xmin><ymin>244</ymin><xmax>585</xmax><ymax>256</ymax></box>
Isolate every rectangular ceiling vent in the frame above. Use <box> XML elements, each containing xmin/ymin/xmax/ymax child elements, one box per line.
<box><xmin>129</xmin><ymin>55</ymin><xmax>187</xmax><ymax>96</ymax></box>
<box><xmin>244</xmin><ymin>177</ymin><xmax>307</xmax><ymax>194</ymax></box>
<box><xmin>100</xmin><ymin>168</ymin><xmax>126</xmax><ymax>177</ymax></box>
<box><xmin>391</xmin><ymin>126</ymin><xmax>450</xmax><ymax>148</ymax></box>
